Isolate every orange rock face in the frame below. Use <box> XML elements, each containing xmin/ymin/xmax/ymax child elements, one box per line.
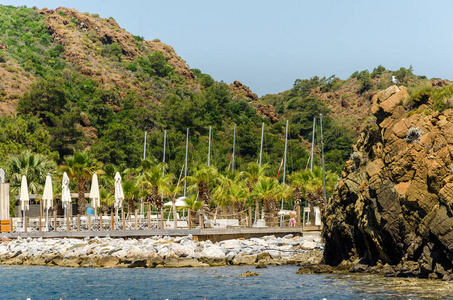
<box><xmin>323</xmin><ymin>85</ymin><xmax>453</xmax><ymax>278</ymax></box>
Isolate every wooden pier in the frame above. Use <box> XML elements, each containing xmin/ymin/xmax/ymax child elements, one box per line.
<box><xmin>1</xmin><ymin>225</ymin><xmax>322</xmax><ymax>241</ymax></box>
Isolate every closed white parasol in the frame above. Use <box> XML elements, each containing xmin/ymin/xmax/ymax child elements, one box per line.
<box><xmin>19</xmin><ymin>175</ymin><xmax>29</xmax><ymax>231</ymax></box>
<box><xmin>19</xmin><ymin>175</ymin><xmax>29</xmax><ymax>211</ymax></box>
<box><xmin>61</xmin><ymin>172</ymin><xmax>71</xmax><ymax>219</ymax></box>
<box><xmin>89</xmin><ymin>172</ymin><xmax>100</xmax><ymax>217</ymax></box>
<box><xmin>114</xmin><ymin>172</ymin><xmax>124</xmax><ymax>216</ymax></box>
<box><xmin>42</xmin><ymin>173</ymin><xmax>53</xmax><ymax>211</ymax></box>
<box><xmin>42</xmin><ymin>173</ymin><xmax>53</xmax><ymax>231</ymax></box>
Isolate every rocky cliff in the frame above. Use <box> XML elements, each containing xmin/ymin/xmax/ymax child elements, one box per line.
<box><xmin>323</xmin><ymin>85</ymin><xmax>453</xmax><ymax>279</ymax></box>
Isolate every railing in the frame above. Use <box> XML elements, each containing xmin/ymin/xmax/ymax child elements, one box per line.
<box><xmin>7</xmin><ymin>207</ymin><xmax>302</xmax><ymax>233</ymax></box>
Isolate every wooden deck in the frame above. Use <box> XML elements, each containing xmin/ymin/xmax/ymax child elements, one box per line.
<box><xmin>1</xmin><ymin>225</ymin><xmax>322</xmax><ymax>241</ymax></box>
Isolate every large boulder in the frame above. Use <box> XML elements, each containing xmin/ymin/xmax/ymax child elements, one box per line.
<box><xmin>323</xmin><ymin>86</ymin><xmax>453</xmax><ymax>278</ymax></box>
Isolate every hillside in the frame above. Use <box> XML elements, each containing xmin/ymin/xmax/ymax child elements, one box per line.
<box><xmin>0</xmin><ymin>5</ymin><xmax>451</xmax><ymax>178</ymax></box>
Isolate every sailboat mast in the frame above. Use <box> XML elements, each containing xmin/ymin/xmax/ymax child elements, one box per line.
<box><xmin>208</xmin><ymin>126</ymin><xmax>211</xmax><ymax>166</ymax></box>
<box><xmin>184</xmin><ymin>128</ymin><xmax>189</xmax><ymax>197</ymax></box>
<box><xmin>320</xmin><ymin>114</ymin><xmax>327</xmax><ymax>200</ymax></box>
<box><xmin>232</xmin><ymin>124</ymin><xmax>236</xmax><ymax>172</ymax></box>
<box><xmin>163</xmin><ymin>130</ymin><xmax>167</xmax><ymax>174</ymax></box>
<box><xmin>143</xmin><ymin>131</ymin><xmax>147</xmax><ymax>160</ymax></box>
<box><xmin>259</xmin><ymin>122</ymin><xmax>264</xmax><ymax>168</ymax></box>
<box><xmin>310</xmin><ymin>118</ymin><xmax>316</xmax><ymax>172</ymax></box>
<box><xmin>280</xmin><ymin>120</ymin><xmax>289</xmax><ymax>227</ymax></box>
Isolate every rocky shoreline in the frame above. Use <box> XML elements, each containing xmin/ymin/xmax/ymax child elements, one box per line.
<box><xmin>295</xmin><ymin>262</ymin><xmax>453</xmax><ymax>281</ymax></box>
<box><xmin>0</xmin><ymin>235</ymin><xmax>323</xmax><ymax>268</ymax></box>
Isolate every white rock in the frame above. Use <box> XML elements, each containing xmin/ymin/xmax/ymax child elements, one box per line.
<box><xmin>200</xmin><ymin>245</ymin><xmax>225</xmax><ymax>260</ymax></box>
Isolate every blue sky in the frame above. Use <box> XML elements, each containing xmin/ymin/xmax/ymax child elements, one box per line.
<box><xmin>1</xmin><ymin>0</ymin><xmax>452</xmax><ymax>96</ymax></box>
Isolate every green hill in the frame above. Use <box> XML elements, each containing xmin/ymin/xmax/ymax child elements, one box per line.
<box><xmin>1</xmin><ymin>5</ymin><xmax>451</xmax><ymax>178</ymax></box>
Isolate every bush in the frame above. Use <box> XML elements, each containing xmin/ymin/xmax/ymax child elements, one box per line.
<box><xmin>393</xmin><ymin>66</ymin><xmax>414</xmax><ymax>85</ymax></box>
<box><xmin>0</xmin><ymin>51</ymin><xmax>6</xmax><ymax>62</ymax></box>
<box><xmin>133</xmin><ymin>35</ymin><xmax>144</xmax><ymax>42</ymax></box>
<box><xmin>405</xmin><ymin>85</ymin><xmax>433</xmax><ymax>108</ymax></box>
<box><xmin>431</xmin><ymin>84</ymin><xmax>453</xmax><ymax>111</ymax></box>
<box><xmin>126</xmin><ymin>63</ymin><xmax>137</xmax><ymax>72</ymax></box>
<box><xmin>406</xmin><ymin>127</ymin><xmax>423</xmax><ymax>143</ymax></box>
<box><xmin>371</xmin><ymin>65</ymin><xmax>386</xmax><ymax>78</ymax></box>
<box><xmin>357</xmin><ymin>70</ymin><xmax>372</xmax><ymax>94</ymax></box>
<box><xmin>109</xmin><ymin>43</ymin><xmax>122</xmax><ymax>61</ymax></box>
<box><xmin>149</xmin><ymin>51</ymin><xmax>171</xmax><ymax>77</ymax></box>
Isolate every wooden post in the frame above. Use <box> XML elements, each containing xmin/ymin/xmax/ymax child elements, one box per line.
<box><xmin>39</xmin><ymin>214</ymin><xmax>42</xmax><ymax>233</ymax></box>
<box><xmin>198</xmin><ymin>209</ymin><xmax>203</xmax><ymax>229</ymax></box>
<box><xmin>111</xmin><ymin>213</ymin><xmax>114</xmax><ymax>231</ymax></box>
<box><xmin>88</xmin><ymin>214</ymin><xmax>91</xmax><ymax>231</ymax></box>
<box><xmin>10</xmin><ymin>216</ymin><xmax>13</xmax><ymax>233</ymax></box>
<box><xmin>135</xmin><ymin>210</ymin><xmax>138</xmax><ymax>230</ymax></box>
<box><xmin>122</xmin><ymin>210</ymin><xmax>126</xmax><ymax>230</ymax></box>
<box><xmin>24</xmin><ymin>216</ymin><xmax>27</xmax><ymax>234</ymax></box>
<box><xmin>248</xmin><ymin>207</ymin><xmax>252</xmax><ymax>228</ymax></box>
<box><xmin>188</xmin><ymin>209</ymin><xmax>192</xmax><ymax>230</ymax></box>
<box><xmin>54</xmin><ymin>210</ymin><xmax>57</xmax><ymax>232</ymax></box>
<box><xmin>297</xmin><ymin>205</ymin><xmax>301</xmax><ymax>226</ymax></box>
<box><xmin>77</xmin><ymin>214</ymin><xmax>80</xmax><ymax>231</ymax></box>
<box><xmin>67</xmin><ymin>213</ymin><xmax>70</xmax><ymax>231</ymax></box>
<box><xmin>100</xmin><ymin>213</ymin><xmax>103</xmax><ymax>231</ymax></box>
<box><xmin>160</xmin><ymin>208</ymin><xmax>164</xmax><ymax>229</ymax></box>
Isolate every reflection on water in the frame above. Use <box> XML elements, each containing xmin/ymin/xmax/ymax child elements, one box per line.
<box><xmin>0</xmin><ymin>265</ymin><xmax>452</xmax><ymax>299</ymax></box>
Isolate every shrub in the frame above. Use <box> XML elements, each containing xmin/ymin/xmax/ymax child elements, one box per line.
<box><xmin>0</xmin><ymin>51</ymin><xmax>7</xmax><ymax>63</ymax></box>
<box><xmin>405</xmin><ymin>85</ymin><xmax>433</xmax><ymax>108</ymax></box>
<box><xmin>371</xmin><ymin>65</ymin><xmax>386</xmax><ymax>78</ymax></box>
<box><xmin>133</xmin><ymin>35</ymin><xmax>144</xmax><ymax>42</ymax></box>
<box><xmin>57</xmin><ymin>10</ymin><xmax>65</xmax><ymax>17</ymax></box>
<box><xmin>431</xmin><ymin>84</ymin><xmax>453</xmax><ymax>111</ymax></box>
<box><xmin>393</xmin><ymin>66</ymin><xmax>414</xmax><ymax>85</ymax></box>
<box><xmin>406</xmin><ymin>127</ymin><xmax>423</xmax><ymax>143</ymax></box>
<box><xmin>126</xmin><ymin>63</ymin><xmax>137</xmax><ymax>72</ymax></box>
<box><xmin>109</xmin><ymin>43</ymin><xmax>122</xmax><ymax>61</ymax></box>
<box><xmin>357</xmin><ymin>70</ymin><xmax>372</xmax><ymax>94</ymax></box>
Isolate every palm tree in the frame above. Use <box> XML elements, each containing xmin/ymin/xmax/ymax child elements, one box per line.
<box><xmin>137</xmin><ymin>162</ymin><xmax>174</xmax><ymax>209</ymax></box>
<box><xmin>122</xmin><ymin>179</ymin><xmax>140</xmax><ymax>215</ymax></box>
<box><xmin>185</xmin><ymin>164</ymin><xmax>219</xmax><ymax>204</ymax></box>
<box><xmin>7</xmin><ymin>150</ymin><xmax>57</xmax><ymax>196</ymax></box>
<box><xmin>183</xmin><ymin>194</ymin><xmax>204</xmax><ymax>211</ymax></box>
<box><xmin>60</xmin><ymin>150</ymin><xmax>103</xmax><ymax>215</ymax></box>
<box><xmin>251</xmin><ymin>176</ymin><xmax>289</xmax><ymax>225</ymax></box>
<box><xmin>212</xmin><ymin>181</ymin><xmax>248</xmax><ymax>213</ymax></box>
<box><xmin>99</xmin><ymin>187</ymin><xmax>114</xmax><ymax>214</ymax></box>
<box><xmin>162</xmin><ymin>183</ymin><xmax>183</xmax><ymax>228</ymax></box>
<box><xmin>289</xmin><ymin>166</ymin><xmax>338</xmax><ymax>225</ymax></box>
<box><xmin>244</xmin><ymin>162</ymin><xmax>268</xmax><ymax>219</ymax></box>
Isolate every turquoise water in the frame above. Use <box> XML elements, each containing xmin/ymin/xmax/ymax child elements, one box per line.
<box><xmin>0</xmin><ymin>265</ymin><xmax>451</xmax><ymax>299</ymax></box>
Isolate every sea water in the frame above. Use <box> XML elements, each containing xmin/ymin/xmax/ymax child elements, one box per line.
<box><xmin>0</xmin><ymin>265</ymin><xmax>452</xmax><ymax>299</ymax></box>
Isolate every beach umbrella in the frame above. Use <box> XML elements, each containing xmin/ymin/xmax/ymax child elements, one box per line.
<box><xmin>164</xmin><ymin>196</ymin><xmax>187</xmax><ymax>229</ymax></box>
<box><xmin>114</xmin><ymin>172</ymin><xmax>124</xmax><ymax>216</ymax></box>
<box><xmin>61</xmin><ymin>172</ymin><xmax>71</xmax><ymax>219</ymax></box>
<box><xmin>163</xmin><ymin>196</ymin><xmax>187</xmax><ymax>207</ymax></box>
<box><xmin>19</xmin><ymin>175</ymin><xmax>29</xmax><ymax>231</ymax></box>
<box><xmin>42</xmin><ymin>173</ymin><xmax>53</xmax><ymax>231</ymax></box>
<box><xmin>89</xmin><ymin>172</ymin><xmax>100</xmax><ymax>217</ymax></box>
